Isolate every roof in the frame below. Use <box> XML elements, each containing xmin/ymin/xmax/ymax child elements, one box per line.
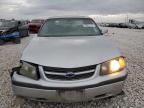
<box><xmin>47</xmin><ymin>15</ymin><xmax>90</xmax><ymax>19</ymax></box>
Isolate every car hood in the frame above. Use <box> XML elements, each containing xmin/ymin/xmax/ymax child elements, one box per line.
<box><xmin>21</xmin><ymin>36</ymin><xmax>121</xmax><ymax>68</ymax></box>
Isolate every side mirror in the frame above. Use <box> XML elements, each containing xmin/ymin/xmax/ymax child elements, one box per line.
<box><xmin>101</xmin><ymin>29</ymin><xmax>108</xmax><ymax>34</ymax></box>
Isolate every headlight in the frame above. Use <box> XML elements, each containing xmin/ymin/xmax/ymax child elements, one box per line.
<box><xmin>100</xmin><ymin>57</ymin><xmax>126</xmax><ymax>75</ymax></box>
<box><xmin>19</xmin><ymin>61</ymin><xmax>39</xmax><ymax>80</ymax></box>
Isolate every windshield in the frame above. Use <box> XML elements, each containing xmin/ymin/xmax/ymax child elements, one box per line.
<box><xmin>0</xmin><ymin>21</ymin><xmax>17</xmax><ymax>27</ymax></box>
<box><xmin>38</xmin><ymin>18</ymin><xmax>101</xmax><ymax>37</ymax></box>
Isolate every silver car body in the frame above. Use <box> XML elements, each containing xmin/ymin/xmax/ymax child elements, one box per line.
<box><xmin>11</xmin><ymin>16</ymin><xmax>127</xmax><ymax>102</ymax></box>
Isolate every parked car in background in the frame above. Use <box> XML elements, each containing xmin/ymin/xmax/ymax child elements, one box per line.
<box><xmin>127</xmin><ymin>23</ymin><xmax>138</xmax><ymax>29</ymax></box>
<box><xmin>28</xmin><ymin>19</ymin><xmax>45</xmax><ymax>33</ymax></box>
<box><xmin>0</xmin><ymin>20</ymin><xmax>29</xmax><ymax>45</ymax></box>
<box><xmin>11</xmin><ymin>16</ymin><xmax>127</xmax><ymax>102</ymax></box>
<box><xmin>137</xmin><ymin>24</ymin><xmax>144</xmax><ymax>29</ymax></box>
<box><xmin>127</xmin><ymin>19</ymin><xmax>144</xmax><ymax>29</ymax></box>
<box><xmin>18</xmin><ymin>20</ymin><xmax>29</xmax><ymax>37</ymax></box>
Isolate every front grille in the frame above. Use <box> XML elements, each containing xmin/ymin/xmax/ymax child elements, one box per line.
<box><xmin>43</xmin><ymin>65</ymin><xmax>96</xmax><ymax>81</ymax></box>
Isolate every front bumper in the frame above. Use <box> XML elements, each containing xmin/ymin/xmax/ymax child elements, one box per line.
<box><xmin>11</xmin><ymin>67</ymin><xmax>127</xmax><ymax>102</ymax></box>
<box><xmin>12</xmin><ymin>81</ymin><xmax>124</xmax><ymax>102</ymax></box>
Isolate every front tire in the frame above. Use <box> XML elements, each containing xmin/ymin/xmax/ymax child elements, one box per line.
<box><xmin>26</xmin><ymin>30</ymin><xmax>29</xmax><ymax>37</ymax></box>
<box><xmin>0</xmin><ymin>39</ymin><xmax>5</xmax><ymax>45</ymax></box>
<box><xmin>13</xmin><ymin>38</ymin><xmax>21</xmax><ymax>44</ymax></box>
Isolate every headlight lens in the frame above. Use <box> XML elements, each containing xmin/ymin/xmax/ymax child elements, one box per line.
<box><xmin>100</xmin><ymin>57</ymin><xmax>126</xmax><ymax>75</ymax></box>
<box><xmin>19</xmin><ymin>61</ymin><xmax>39</xmax><ymax>80</ymax></box>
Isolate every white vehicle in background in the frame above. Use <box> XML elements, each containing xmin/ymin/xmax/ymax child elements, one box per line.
<box><xmin>127</xmin><ymin>19</ymin><xmax>144</xmax><ymax>29</ymax></box>
<box><xmin>136</xmin><ymin>23</ymin><xmax>144</xmax><ymax>29</ymax></box>
<box><xmin>11</xmin><ymin>16</ymin><xmax>127</xmax><ymax>102</ymax></box>
<box><xmin>128</xmin><ymin>23</ymin><xmax>138</xmax><ymax>29</ymax></box>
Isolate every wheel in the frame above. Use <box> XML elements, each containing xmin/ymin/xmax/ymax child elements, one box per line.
<box><xmin>13</xmin><ymin>38</ymin><xmax>21</xmax><ymax>44</ymax></box>
<box><xmin>0</xmin><ymin>39</ymin><xmax>5</xmax><ymax>45</ymax></box>
<box><xmin>26</xmin><ymin>30</ymin><xmax>29</xmax><ymax>37</ymax></box>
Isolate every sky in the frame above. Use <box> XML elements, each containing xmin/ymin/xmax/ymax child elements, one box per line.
<box><xmin>0</xmin><ymin>0</ymin><xmax>144</xmax><ymax>22</ymax></box>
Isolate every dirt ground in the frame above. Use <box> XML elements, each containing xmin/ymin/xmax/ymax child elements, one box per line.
<box><xmin>0</xmin><ymin>28</ymin><xmax>144</xmax><ymax>108</ymax></box>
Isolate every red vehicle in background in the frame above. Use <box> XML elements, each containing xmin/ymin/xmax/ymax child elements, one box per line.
<box><xmin>28</xmin><ymin>19</ymin><xmax>44</xmax><ymax>33</ymax></box>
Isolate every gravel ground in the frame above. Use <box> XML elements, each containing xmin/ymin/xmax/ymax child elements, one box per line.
<box><xmin>0</xmin><ymin>28</ymin><xmax>144</xmax><ymax>108</ymax></box>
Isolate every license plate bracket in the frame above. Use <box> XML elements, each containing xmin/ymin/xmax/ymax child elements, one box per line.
<box><xmin>58</xmin><ymin>89</ymin><xmax>84</xmax><ymax>101</ymax></box>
